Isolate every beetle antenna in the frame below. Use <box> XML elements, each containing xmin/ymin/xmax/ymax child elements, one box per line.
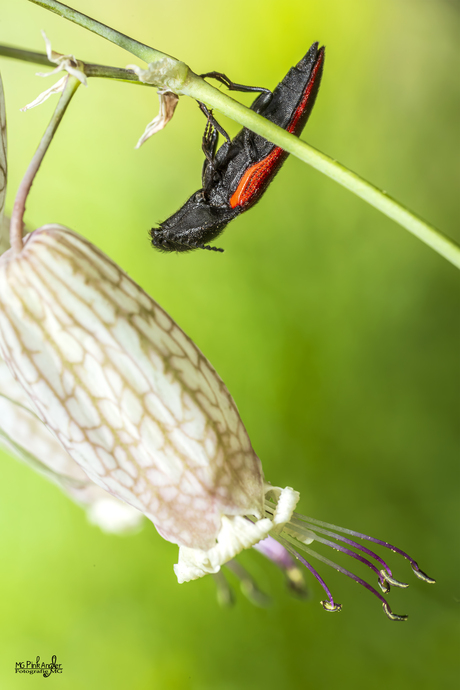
<box><xmin>198</xmin><ymin>243</ymin><xmax>224</xmax><ymax>253</ymax></box>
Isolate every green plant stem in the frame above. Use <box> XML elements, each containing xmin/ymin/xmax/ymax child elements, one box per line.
<box><xmin>10</xmin><ymin>75</ymin><xmax>80</xmax><ymax>254</ymax></box>
<box><xmin>186</xmin><ymin>76</ymin><xmax>460</xmax><ymax>268</ymax></box>
<box><xmin>0</xmin><ymin>44</ymin><xmax>53</xmax><ymax>69</ymax></box>
<box><xmin>0</xmin><ymin>44</ymin><xmax>148</xmax><ymax>85</ymax></box>
<box><xmin>27</xmin><ymin>0</ymin><xmax>170</xmax><ymax>63</ymax></box>
<box><xmin>26</xmin><ymin>0</ymin><xmax>460</xmax><ymax>268</ymax></box>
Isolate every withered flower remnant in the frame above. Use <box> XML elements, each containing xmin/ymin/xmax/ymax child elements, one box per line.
<box><xmin>21</xmin><ymin>32</ymin><xmax>87</xmax><ymax>112</ymax></box>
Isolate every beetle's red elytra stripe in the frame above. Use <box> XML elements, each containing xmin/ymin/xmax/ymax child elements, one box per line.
<box><xmin>229</xmin><ymin>147</ymin><xmax>283</xmax><ymax>209</ymax></box>
<box><xmin>286</xmin><ymin>49</ymin><xmax>324</xmax><ymax>136</ymax></box>
<box><xmin>229</xmin><ymin>50</ymin><xmax>324</xmax><ymax>210</ymax></box>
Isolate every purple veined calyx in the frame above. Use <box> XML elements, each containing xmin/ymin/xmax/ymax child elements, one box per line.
<box><xmin>0</xmin><ymin>219</ymin><xmax>435</xmax><ymax>619</ymax></box>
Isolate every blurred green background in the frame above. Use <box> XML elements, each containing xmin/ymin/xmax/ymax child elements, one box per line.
<box><xmin>0</xmin><ymin>0</ymin><xmax>459</xmax><ymax>688</ymax></box>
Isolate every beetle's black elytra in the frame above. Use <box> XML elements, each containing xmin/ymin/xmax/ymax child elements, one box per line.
<box><xmin>151</xmin><ymin>42</ymin><xmax>325</xmax><ymax>253</ymax></box>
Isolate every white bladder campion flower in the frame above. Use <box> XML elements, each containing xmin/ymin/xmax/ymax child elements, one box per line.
<box><xmin>0</xmin><ymin>225</ymin><xmax>434</xmax><ymax>618</ymax></box>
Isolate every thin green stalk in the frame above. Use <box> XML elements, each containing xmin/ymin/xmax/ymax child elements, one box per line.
<box><xmin>186</xmin><ymin>76</ymin><xmax>460</xmax><ymax>268</ymax></box>
<box><xmin>0</xmin><ymin>44</ymin><xmax>149</xmax><ymax>85</ymax></box>
<box><xmin>26</xmin><ymin>0</ymin><xmax>460</xmax><ymax>268</ymax></box>
<box><xmin>10</xmin><ymin>75</ymin><xmax>80</xmax><ymax>254</ymax></box>
<box><xmin>0</xmin><ymin>44</ymin><xmax>54</xmax><ymax>69</ymax></box>
<box><xmin>28</xmin><ymin>0</ymin><xmax>169</xmax><ymax>63</ymax></box>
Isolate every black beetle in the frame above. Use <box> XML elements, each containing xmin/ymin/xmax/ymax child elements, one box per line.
<box><xmin>151</xmin><ymin>42</ymin><xmax>325</xmax><ymax>253</ymax></box>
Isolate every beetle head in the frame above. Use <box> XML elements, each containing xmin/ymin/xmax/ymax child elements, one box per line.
<box><xmin>151</xmin><ymin>191</ymin><xmax>229</xmax><ymax>253</ymax></box>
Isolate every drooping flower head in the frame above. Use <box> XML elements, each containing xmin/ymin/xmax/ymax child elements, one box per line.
<box><xmin>0</xmin><ymin>225</ymin><xmax>434</xmax><ymax>618</ymax></box>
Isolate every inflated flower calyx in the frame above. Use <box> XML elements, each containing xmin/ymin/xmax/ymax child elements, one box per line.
<box><xmin>0</xmin><ymin>226</ymin><xmax>435</xmax><ymax>619</ymax></box>
<box><xmin>0</xmin><ymin>357</ymin><xmax>143</xmax><ymax>534</ymax></box>
<box><xmin>0</xmin><ymin>226</ymin><xmax>266</xmax><ymax>554</ymax></box>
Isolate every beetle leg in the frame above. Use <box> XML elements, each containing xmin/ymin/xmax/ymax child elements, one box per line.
<box><xmin>198</xmin><ymin>102</ymin><xmax>229</xmax><ymax>194</ymax></box>
<box><xmin>202</xmin><ymin>114</ymin><xmax>218</xmax><ymax>165</ymax></box>
<box><xmin>199</xmin><ymin>106</ymin><xmax>219</xmax><ymax>193</ymax></box>
<box><xmin>251</xmin><ymin>90</ymin><xmax>274</xmax><ymax>114</ymax></box>
<box><xmin>198</xmin><ymin>101</ymin><xmax>230</xmax><ymax>143</ymax></box>
<box><xmin>241</xmin><ymin>128</ymin><xmax>259</xmax><ymax>161</ymax></box>
<box><xmin>200</xmin><ymin>71</ymin><xmax>271</xmax><ymax>97</ymax></box>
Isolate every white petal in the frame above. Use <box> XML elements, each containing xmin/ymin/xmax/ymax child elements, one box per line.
<box><xmin>174</xmin><ymin>515</ymin><xmax>273</xmax><ymax>583</ymax></box>
<box><xmin>39</xmin><ymin>31</ymin><xmax>87</xmax><ymax>86</ymax></box>
<box><xmin>21</xmin><ymin>75</ymin><xmax>67</xmax><ymax>111</ymax></box>
<box><xmin>88</xmin><ymin>497</ymin><xmax>143</xmax><ymax>534</ymax></box>
<box><xmin>21</xmin><ymin>32</ymin><xmax>87</xmax><ymax>113</ymax></box>
<box><xmin>65</xmin><ymin>63</ymin><xmax>87</xmax><ymax>87</ymax></box>
<box><xmin>41</xmin><ymin>30</ymin><xmax>55</xmax><ymax>63</ymax></box>
<box><xmin>272</xmin><ymin>485</ymin><xmax>300</xmax><ymax>530</ymax></box>
<box><xmin>36</xmin><ymin>64</ymin><xmax>65</xmax><ymax>78</ymax></box>
<box><xmin>174</xmin><ymin>485</ymin><xmax>300</xmax><ymax>582</ymax></box>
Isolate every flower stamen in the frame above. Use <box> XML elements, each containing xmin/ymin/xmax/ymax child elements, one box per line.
<box><xmin>289</xmin><ymin>515</ymin><xmax>400</xmax><ymax>583</ymax></box>
<box><xmin>225</xmin><ymin>560</ymin><xmax>271</xmax><ymax>608</ymax></box>
<box><xmin>293</xmin><ymin>513</ymin><xmax>436</xmax><ymax>584</ymax></box>
<box><xmin>301</xmin><ymin>531</ymin><xmax>394</xmax><ymax>593</ymax></box>
<box><xmin>253</xmin><ymin>535</ymin><xmax>308</xmax><ymax>598</ymax></box>
<box><xmin>212</xmin><ymin>570</ymin><xmax>235</xmax><ymax>608</ymax></box>
<box><xmin>262</xmin><ymin>499</ymin><xmax>433</xmax><ymax>619</ymax></box>
<box><xmin>282</xmin><ymin>534</ymin><xmax>408</xmax><ymax>621</ymax></box>
<box><xmin>279</xmin><ymin>537</ymin><xmax>342</xmax><ymax>613</ymax></box>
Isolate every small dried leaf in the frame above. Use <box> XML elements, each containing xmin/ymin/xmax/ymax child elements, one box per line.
<box><xmin>21</xmin><ymin>75</ymin><xmax>67</xmax><ymax>111</ymax></box>
<box><xmin>134</xmin><ymin>90</ymin><xmax>179</xmax><ymax>148</ymax></box>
